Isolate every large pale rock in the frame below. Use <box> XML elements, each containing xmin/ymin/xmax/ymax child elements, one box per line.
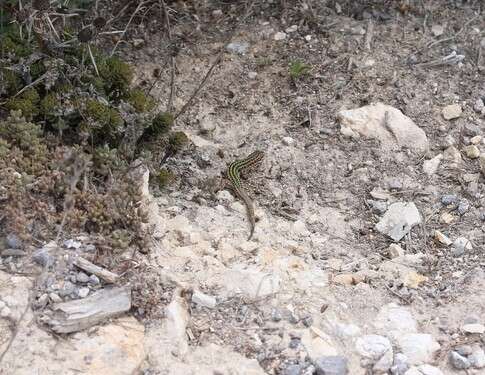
<box><xmin>376</xmin><ymin>202</ymin><xmax>422</xmax><ymax>241</ymax></box>
<box><xmin>338</xmin><ymin>103</ymin><xmax>429</xmax><ymax>153</ymax></box>
<box><xmin>373</xmin><ymin>303</ymin><xmax>417</xmax><ymax>341</ymax></box>
<box><xmin>396</xmin><ymin>333</ymin><xmax>440</xmax><ymax>365</ymax></box>
<box><xmin>355</xmin><ymin>335</ymin><xmax>393</xmax><ymax>373</ymax></box>
<box><xmin>220</xmin><ymin>266</ymin><xmax>281</xmax><ymax>298</ymax></box>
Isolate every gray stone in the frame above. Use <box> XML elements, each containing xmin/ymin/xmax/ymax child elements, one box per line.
<box><xmin>32</xmin><ymin>248</ymin><xmax>55</xmax><ymax>267</ymax></box>
<box><xmin>423</xmin><ymin>154</ymin><xmax>442</xmax><ymax>176</ymax></box>
<box><xmin>282</xmin><ymin>364</ymin><xmax>304</xmax><ymax>375</ymax></box>
<box><xmin>89</xmin><ymin>274</ymin><xmax>100</xmax><ymax>284</ymax></box>
<box><xmin>49</xmin><ymin>293</ymin><xmax>62</xmax><ymax>303</ymax></box>
<box><xmin>457</xmin><ymin>199</ymin><xmax>470</xmax><ymax>215</ymax></box>
<box><xmin>469</xmin><ymin>346</ymin><xmax>485</xmax><ymax>368</ymax></box>
<box><xmin>449</xmin><ymin>351</ymin><xmax>471</xmax><ymax>369</ymax></box>
<box><xmin>355</xmin><ymin>335</ymin><xmax>393</xmax><ymax>372</ymax></box>
<box><xmin>6</xmin><ymin>233</ymin><xmax>22</xmax><ymax>249</ymax></box>
<box><xmin>314</xmin><ymin>356</ymin><xmax>349</xmax><ymax>375</ymax></box>
<box><xmin>375</xmin><ymin>202</ymin><xmax>422</xmax><ymax>242</ymax></box>
<box><xmin>271</xmin><ymin>308</ymin><xmax>282</xmax><ymax>322</ymax></box>
<box><xmin>464</xmin><ymin>123</ymin><xmax>481</xmax><ymax>136</ymax></box>
<box><xmin>78</xmin><ymin>287</ymin><xmax>90</xmax><ymax>298</ymax></box>
<box><xmin>390</xmin><ymin>353</ymin><xmax>409</xmax><ymax>374</ymax></box>
<box><xmin>63</xmin><ymin>239</ymin><xmax>81</xmax><ymax>249</ymax></box>
<box><xmin>76</xmin><ymin>272</ymin><xmax>90</xmax><ymax>283</ymax></box>
<box><xmin>442</xmin><ymin>104</ymin><xmax>462</xmax><ymax>120</ymax></box>
<box><xmin>369</xmin><ymin>200</ymin><xmax>388</xmax><ymax>214</ymax></box>
<box><xmin>473</xmin><ymin>98</ymin><xmax>484</xmax><ymax>113</ymax></box>
<box><xmin>461</xmin><ymin>323</ymin><xmax>485</xmax><ymax>334</ymax></box>
<box><xmin>59</xmin><ymin>281</ymin><xmax>76</xmax><ymax>297</ymax></box>
<box><xmin>0</xmin><ymin>306</ymin><xmax>11</xmax><ymax>318</ymax></box>
<box><xmin>397</xmin><ymin>333</ymin><xmax>440</xmax><ymax>365</ymax></box>
<box><xmin>388</xmin><ymin>179</ymin><xmax>403</xmax><ymax>190</ymax></box>
<box><xmin>452</xmin><ymin>237</ymin><xmax>473</xmax><ymax>256</ymax></box>
<box><xmin>455</xmin><ymin>345</ymin><xmax>473</xmax><ymax>356</ymax></box>
<box><xmin>226</xmin><ymin>42</ymin><xmax>249</xmax><ymax>55</ymax></box>
<box><xmin>441</xmin><ymin>194</ymin><xmax>458</xmax><ymax>205</ymax></box>
<box><xmin>373</xmin><ymin>303</ymin><xmax>417</xmax><ymax>340</ymax></box>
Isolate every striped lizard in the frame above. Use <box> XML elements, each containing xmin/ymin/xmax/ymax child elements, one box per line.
<box><xmin>226</xmin><ymin>150</ymin><xmax>265</xmax><ymax>240</ymax></box>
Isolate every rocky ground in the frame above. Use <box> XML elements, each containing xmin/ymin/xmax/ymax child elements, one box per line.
<box><xmin>1</xmin><ymin>1</ymin><xmax>485</xmax><ymax>374</ymax></box>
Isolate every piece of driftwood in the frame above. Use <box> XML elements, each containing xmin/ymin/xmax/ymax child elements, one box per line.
<box><xmin>73</xmin><ymin>256</ymin><xmax>119</xmax><ymax>283</ymax></box>
<box><xmin>47</xmin><ymin>286</ymin><xmax>131</xmax><ymax>333</ymax></box>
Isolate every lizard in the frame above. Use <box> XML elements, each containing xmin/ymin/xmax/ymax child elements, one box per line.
<box><xmin>226</xmin><ymin>150</ymin><xmax>265</xmax><ymax>240</ymax></box>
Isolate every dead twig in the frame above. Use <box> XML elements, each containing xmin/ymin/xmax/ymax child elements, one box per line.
<box><xmin>364</xmin><ymin>19</ymin><xmax>374</xmax><ymax>51</ymax></box>
<box><xmin>110</xmin><ymin>1</ymin><xmax>147</xmax><ymax>56</ymax></box>
<box><xmin>173</xmin><ymin>1</ymin><xmax>256</xmax><ymax>121</ymax></box>
<box><xmin>159</xmin><ymin>0</ymin><xmax>175</xmax><ymax>113</ymax></box>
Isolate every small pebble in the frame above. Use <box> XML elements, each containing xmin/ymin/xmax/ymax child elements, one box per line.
<box><xmin>32</xmin><ymin>248</ymin><xmax>55</xmax><ymax>267</ymax></box>
<box><xmin>282</xmin><ymin>137</ymin><xmax>294</xmax><ymax>146</ymax></box>
<box><xmin>289</xmin><ymin>338</ymin><xmax>300</xmax><ymax>349</ymax></box>
<box><xmin>449</xmin><ymin>351</ymin><xmax>471</xmax><ymax>369</ymax></box>
<box><xmin>464</xmin><ymin>145</ymin><xmax>480</xmax><ymax>159</ymax></box>
<box><xmin>285</xmin><ymin>25</ymin><xmax>298</xmax><ymax>33</ymax></box>
<box><xmin>388</xmin><ymin>179</ymin><xmax>403</xmax><ymax>190</ymax></box>
<box><xmin>49</xmin><ymin>293</ymin><xmax>62</xmax><ymax>303</ymax></box>
<box><xmin>78</xmin><ymin>287</ymin><xmax>90</xmax><ymax>298</ymax></box>
<box><xmin>452</xmin><ymin>237</ymin><xmax>473</xmax><ymax>257</ymax></box>
<box><xmin>473</xmin><ymin>98</ymin><xmax>484</xmax><ymax>113</ymax></box>
<box><xmin>63</xmin><ymin>239</ymin><xmax>81</xmax><ymax>249</ymax></box>
<box><xmin>0</xmin><ymin>306</ymin><xmax>11</xmax><ymax>318</ymax></box>
<box><xmin>226</xmin><ymin>41</ymin><xmax>249</xmax><ymax>55</ymax></box>
<box><xmin>248</xmin><ymin>71</ymin><xmax>257</xmax><ymax>79</ymax></box>
<box><xmin>442</xmin><ymin>104</ymin><xmax>462</xmax><ymax>120</ymax></box>
<box><xmin>441</xmin><ymin>194</ymin><xmax>458</xmax><ymax>205</ymax></box>
<box><xmin>6</xmin><ymin>234</ymin><xmax>22</xmax><ymax>249</ymax></box>
<box><xmin>274</xmin><ymin>32</ymin><xmax>287</xmax><ymax>41</ymax></box>
<box><xmin>88</xmin><ymin>275</ymin><xmax>100</xmax><ymax>285</ymax></box>
<box><xmin>59</xmin><ymin>281</ymin><xmax>76</xmax><ymax>297</ymax></box>
<box><xmin>431</xmin><ymin>24</ymin><xmax>444</xmax><ymax>36</ymax></box>
<box><xmin>302</xmin><ymin>315</ymin><xmax>313</xmax><ymax>327</ymax></box>
<box><xmin>462</xmin><ymin>323</ymin><xmax>485</xmax><ymax>334</ymax></box>
<box><xmin>457</xmin><ymin>199</ymin><xmax>470</xmax><ymax>215</ymax></box>
<box><xmin>76</xmin><ymin>272</ymin><xmax>90</xmax><ymax>283</ymax></box>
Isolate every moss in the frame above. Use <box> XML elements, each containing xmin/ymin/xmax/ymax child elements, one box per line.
<box><xmin>151</xmin><ymin>112</ymin><xmax>174</xmax><ymax>134</ymax></box>
<box><xmin>0</xmin><ymin>25</ymin><xmax>32</xmax><ymax>58</ymax></box>
<box><xmin>157</xmin><ymin>168</ymin><xmax>175</xmax><ymax>188</ymax></box>
<box><xmin>99</xmin><ymin>56</ymin><xmax>133</xmax><ymax>97</ymax></box>
<box><xmin>6</xmin><ymin>88</ymin><xmax>41</xmax><ymax>119</ymax></box>
<box><xmin>1</xmin><ymin>68</ymin><xmax>23</xmax><ymax>95</ymax></box>
<box><xmin>168</xmin><ymin>131</ymin><xmax>189</xmax><ymax>152</ymax></box>
<box><xmin>0</xmin><ymin>110</ymin><xmax>43</xmax><ymax>151</ymax></box>
<box><xmin>289</xmin><ymin>60</ymin><xmax>311</xmax><ymax>79</ymax></box>
<box><xmin>40</xmin><ymin>93</ymin><xmax>58</xmax><ymax>116</ymax></box>
<box><xmin>30</xmin><ymin>60</ymin><xmax>46</xmax><ymax>80</ymax></box>
<box><xmin>127</xmin><ymin>88</ymin><xmax>155</xmax><ymax>113</ymax></box>
<box><xmin>84</xmin><ymin>99</ymin><xmax>124</xmax><ymax>134</ymax></box>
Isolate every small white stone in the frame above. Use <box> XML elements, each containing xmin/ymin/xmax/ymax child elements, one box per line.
<box><xmin>285</xmin><ymin>25</ymin><xmax>298</xmax><ymax>33</ymax></box>
<box><xmin>282</xmin><ymin>136</ymin><xmax>294</xmax><ymax>146</ymax></box>
<box><xmin>388</xmin><ymin>244</ymin><xmax>405</xmax><ymax>258</ymax></box>
<box><xmin>305</xmin><ymin>35</ymin><xmax>312</xmax><ymax>42</ymax></box>
<box><xmin>292</xmin><ymin>220</ymin><xmax>309</xmax><ymax>236</ymax></box>
<box><xmin>423</xmin><ymin>154</ymin><xmax>443</xmax><ymax>176</ymax></box>
<box><xmin>463</xmin><ymin>145</ymin><xmax>480</xmax><ymax>159</ymax></box>
<box><xmin>442</xmin><ymin>104</ymin><xmax>462</xmax><ymax>120</ymax></box>
<box><xmin>78</xmin><ymin>287</ymin><xmax>90</xmax><ymax>298</ymax></box>
<box><xmin>469</xmin><ymin>346</ymin><xmax>485</xmax><ymax>368</ymax></box>
<box><xmin>0</xmin><ymin>306</ymin><xmax>11</xmax><ymax>318</ymax></box>
<box><xmin>248</xmin><ymin>71</ymin><xmax>258</xmax><ymax>79</ymax></box>
<box><xmin>192</xmin><ymin>290</ymin><xmax>217</xmax><ymax>308</ymax></box>
<box><xmin>434</xmin><ymin>230</ymin><xmax>452</xmax><ymax>246</ymax></box>
<box><xmin>273</xmin><ymin>32</ymin><xmax>287</xmax><ymax>41</ymax></box>
<box><xmin>462</xmin><ymin>323</ymin><xmax>485</xmax><ymax>334</ymax></box>
<box><xmin>417</xmin><ymin>364</ymin><xmax>444</xmax><ymax>375</ymax></box>
<box><xmin>470</xmin><ymin>135</ymin><xmax>482</xmax><ymax>145</ymax></box>
<box><xmin>431</xmin><ymin>24</ymin><xmax>444</xmax><ymax>36</ymax></box>
<box><xmin>473</xmin><ymin>98</ymin><xmax>484</xmax><ymax>113</ymax></box>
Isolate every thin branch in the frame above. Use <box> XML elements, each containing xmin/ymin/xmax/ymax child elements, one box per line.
<box><xmin>160</xmin><ymin>0</ymin><xmax>175</xmax><ymax>113</ymax></box>
<box><xmin>110</xmin><ymin>1</ymin><xmax>147</xmax><ymax>56</ymax></box>
<box><xmin>174</xmin><ymin>1</ymin><xmax>256</xmax><ymax>121</ymax></box>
